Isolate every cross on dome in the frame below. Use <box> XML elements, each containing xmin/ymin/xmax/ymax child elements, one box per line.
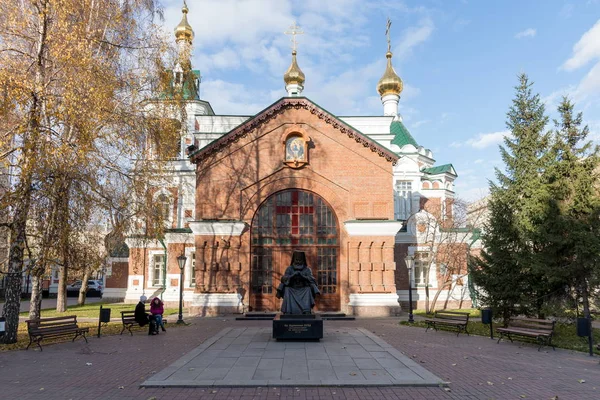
<box><xmin>284</xmin><ymin>22</ymin><xmax>304</xmax><ymax>52</ymax></box>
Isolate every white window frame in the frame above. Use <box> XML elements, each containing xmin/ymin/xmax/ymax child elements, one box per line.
<box><xmin>150</xmin><ymin>253</ymin><xmax>166</xmax><ymax>287</ymax></box>
<box><xmin>189</xmin><ymin>251</ymin><xmax>196</xmax><ymax>287</ymax></box>
<box><xmin>414</xmin><ymin>251</ymin><xmax>431</xmax><ymax>287</ymax></box>
<box><xmin>394</xmin><ymin>181</ymin><xmax>413</xmax><ymax>220</ymax></box>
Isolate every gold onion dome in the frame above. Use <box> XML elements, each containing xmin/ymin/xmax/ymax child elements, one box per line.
<box><xmin>377</xmin><ymin>51</ymin><xmax>403</xmax><ymax>96</ymax></box>
<box><xmin>284</xmin><ymin>50</ymin><xmax>305</xmax><ymax>86</ymax></box>
<box><xmin>175</xmin><ymin>2</ymin><xmax>194</xmax><ymax>42</ymax></box>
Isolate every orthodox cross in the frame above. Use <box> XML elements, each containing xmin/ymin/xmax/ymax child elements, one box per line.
<box><xmin>285</xmin><ymin>22</ymin><xmax>304</xmax><ymax>52</ymax></box>
<box><xmin>385</xmin><ymin>18</ymin><xmax>392</xmax><ymax>52</ymax></box>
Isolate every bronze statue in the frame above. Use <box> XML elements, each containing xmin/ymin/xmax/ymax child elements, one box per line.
<box><xmin>276</xmin><ymin>250</ymin><xmax>320</xmax><ymax>314</ymax></box>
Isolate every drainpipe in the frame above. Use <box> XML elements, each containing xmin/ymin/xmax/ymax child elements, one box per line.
<box><xmin>158</xmin><ymin>238</ymin><xmax>167</xmax><ymax>301</ymax></box>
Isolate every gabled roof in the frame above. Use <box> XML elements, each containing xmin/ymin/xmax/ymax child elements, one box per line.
<box><xmin>390</xmin><ymin>120</ymin><xmax>418</xmax><ymax>148</ymax></box>
<box><xmin>421</xmin><ymin>163</ymin><xmax>457</xmax><ymax>176</ymax></box>
<box><xmin>189</xmin><ymin>97</ymin><xmax>399</xmax><ymax>165</ymax></box>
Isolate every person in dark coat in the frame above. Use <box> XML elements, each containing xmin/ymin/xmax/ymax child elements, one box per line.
<box><xmin>135</xmin><ymin>296</ymin><xmax>158</xmax><ymax>335</ymax></box>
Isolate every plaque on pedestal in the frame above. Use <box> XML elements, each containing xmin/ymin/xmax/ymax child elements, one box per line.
<box><xmin>272</xmin><ymin>314</ymin><xmax>323</xmax><ymax>340</ymax></box>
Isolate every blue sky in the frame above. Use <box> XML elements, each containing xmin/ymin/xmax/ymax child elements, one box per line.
<box><xmin>161</xmin><ymin>0</ymin><xmax>600</xmax><ymax>201</ymax></box>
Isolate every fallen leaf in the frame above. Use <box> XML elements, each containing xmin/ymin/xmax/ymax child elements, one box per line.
<box><xmin>508</xmin><ymin>377</ymin><xmax>513</xmax><ymax>380</ymax></box>
<box><xmin>118</xmin><ymin>386</ymin><xmax>125</xmax><ymax>389</ymax></box>
<box><xmin>451</xmin><ymin>363</ymin><xmax>457</xmax><ymax>366</ymax></box>
<box><xmin>463</xmin><ymin>356</ymin><xmax>469</xmax><ymax>359</ymax></box>
<box><xmin>550</xmin><ymin>396</ymin><xmax>559</xmax><ymax>400</ymax></box>
<box><xmin>487</xmin><ymin>381</ymin><xmax>494</xmax><ymax>386</ymax></box>
<box><xmin>147</xmin><ymin>397</ymin><xmax>157</xmax><ymax>400</ymax></box>
<box><xmin>519</xmin><ymin>396</ymin><xmax>527</xmax><ymax>399</ymax></box>
<box><xmin>350</xmin><ymin>372</ymin><xmax>357</xmax><ymax>376</ymax></box>
<box><xmin>188</xmin><ymin>368</ymin><xmax>195</xmax><ymax>371</ymax></box>
<box><xmin>211</xmin><ymin>390</ymin><xmax>217</xmax><ymax>393</ymax></box>
<box><xmin>579</xmin><ymin>379</ymin><xmax>586</xmax><ymax>384</ymax></box>
<box><xmin>85</xmin><ymin>363</ymin><xmax>92</xmax><ymax>366</ymax></box>
<box><xmin>39</xmin><ymin>388</ymin><xmax>44</xmax><ymax>391</ymax></box>
<box><xmin>444</xmin><ymin>387</ymin><xmax>451</xmax><ymax>392</ymax></box>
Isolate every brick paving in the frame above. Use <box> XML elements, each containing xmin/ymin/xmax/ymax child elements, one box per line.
<box><xmin>0</xmin><ymin>317</ymin><xmax>598</xmax><ymax>399</ymax></box>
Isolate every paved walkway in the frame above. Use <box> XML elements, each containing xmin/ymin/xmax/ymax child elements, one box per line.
<box><xmin>0</xmin><ymin>317</ymin><xmax>598</xmax><ymax>399</ymax></box>
<box><xmin>143</xmin><ymin>327</ymin><xmax>443</xmax><ymax>387</ymax></box>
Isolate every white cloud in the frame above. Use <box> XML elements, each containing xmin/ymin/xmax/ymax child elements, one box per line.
<box><xmin>465</xmin><ymin>130</ymin><xmax>511</xmax><ymax>149</ymax></box>
<box><xmin>394</xmin><ymin>18</ymin><xmax>435</xmax><ymax>61</ymax></box>
<box><xmin>455</xmin><ymin>186</ymin><xmax>489</xmax><ymax>202</ymax></box>
<box><xmin>574</xmin><ymin>61</ymin><xmax>600</xmax><ymax>101</ymax></box>
<box><xmin>201</xmin><ymin>80</ymin><xmax>272</xmax><ymax>115</ymax></box>
<box><xmin>562</xmin><ymin>19</ymin><xmax>600</xmax><ymax>71</ymax></box>
<box><xmin>514</xmin><ymin>28</ymin><xmax>536</xmax><ymax>39</ymax></box>
<box><xmin>474</xmin><ymin>159</ymin><xmax>484</xmax><ymax>164</ymax></box>
<box><xmin>449</xmin><ymin>141</ymin><xmax>462</xmax><ymax>148</ymax></box>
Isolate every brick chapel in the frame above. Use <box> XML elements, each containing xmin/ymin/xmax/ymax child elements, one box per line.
<box><xmin>104</xmin><ymin>4</ymin><xmax>474</xmax><ymax>316</ymax></box>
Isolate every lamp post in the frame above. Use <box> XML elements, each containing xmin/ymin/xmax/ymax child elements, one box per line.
<box><xmin>404</xmin><ymin>255</ymin><xmax>415</xmax><ymax>323</ymax></box>
<box><xmin>176</xmin><ymin>254</ymin><xmax>187</xmax><ymax>325</ymax></box>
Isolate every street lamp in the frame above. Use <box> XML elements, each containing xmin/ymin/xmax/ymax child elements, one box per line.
<box><xmin>404</xmin><ymin>254</ymin><xmax>415</xmax><ymax>323</ymax></box>
<box><xmin>176</xmin><ymin>254</ymin><xmax>187</xmax><ymax>325</ymax></box>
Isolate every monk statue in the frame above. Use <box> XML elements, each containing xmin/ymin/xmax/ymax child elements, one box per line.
<box><xmin>276</xmin><ymin>250</ymin><xmax>320</xmax><ymax>314</ymax></box>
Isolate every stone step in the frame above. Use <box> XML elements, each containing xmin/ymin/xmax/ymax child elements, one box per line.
<box><xmin>235</xmin><ymin>312</ymin><xmax>355</xmax><ymax>321</ymax></box>
<box><xmin>234</xmin><ymin>316</ymin><xmax>275</xmax><ymax>320</ymax></box>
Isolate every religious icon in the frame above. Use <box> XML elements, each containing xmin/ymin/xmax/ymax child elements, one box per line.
<box><xmin>285</xmin><ymin>136</ymin><xmax>305</xmax><ymax>162</ymax></box>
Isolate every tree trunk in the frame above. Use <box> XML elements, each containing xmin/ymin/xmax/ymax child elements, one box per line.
<box><xmin>1</xmin><ymin>0</ymin><xmax>48</xmax><ymax>344</ymax></box>
<box><xmin>28</xmin><ymin>272</ymin><xmax>44</xmax><ymax>320</ymax></box>
<box><xmin>1</xmin><ymin>188</ymin><xmax>32</xmax><ymax>343</ymax></box>
<box><xmin>78</xmin><ymin>268</ymin><xmax>90</xmax><ymax>306</ymax></box>
<box><xmin>581</xmin><ymin>279</ymin><xmax>591</xmax><ymax>319</ymax></box>
<box><xmin>56</xmin><ymin>265</ymin><xmax>67</xmax><ymax>312</ymax></box>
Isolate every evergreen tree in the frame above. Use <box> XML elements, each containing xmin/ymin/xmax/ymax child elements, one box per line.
<box><xmin>472</xmin><ymin>74</ymin><xmax>552</xmax><ymax>322</ymax></box>
<box><xmin>541</xmin><ymin>97</ymin><xmax>600</xmax><ymax>318</ymax></box>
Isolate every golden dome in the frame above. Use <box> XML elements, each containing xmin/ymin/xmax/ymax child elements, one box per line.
<box><xmin>284</xmin><ymin>50</ymin><xmax>305</xmax><ymax>86</ymax></box>
<box><xmin>377</xmin><ymin>51</ymin><xmax>403</xmax><ymax>96</ymax></box>
<box><xmin>174</xmin><ymin>2</ymin><xmax>194</xmax><ymax>43</ymax></box>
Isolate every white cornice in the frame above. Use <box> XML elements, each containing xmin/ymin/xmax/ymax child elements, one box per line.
<box><xmin>344</xmin><ymin>220</ymin><xmax>404</xmax><ymax>236</ymax></box>
<box><xmin>188</xmin><ymin>220</ymin><xmax>248</xmax><ymax>236</ymax></box>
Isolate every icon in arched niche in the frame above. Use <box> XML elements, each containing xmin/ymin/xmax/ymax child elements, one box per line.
<box><xmin>284</xmin><ymin>135</ymin><xmax>308</xmax><ymax>168</ymax></box>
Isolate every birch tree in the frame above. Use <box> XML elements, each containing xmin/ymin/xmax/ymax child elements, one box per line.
<box><xmin>0</xmin><ymin>0</ymin><xmax>178</xmax><ymax>344</ymax></box>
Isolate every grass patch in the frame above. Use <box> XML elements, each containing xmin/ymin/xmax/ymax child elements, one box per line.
<box><xmin>401</xmin><ymin>309</ymin><xmax>600</xmax><ymax>355</ymax></box>
<box><xmin>19</xmin><ymin>302</ymin><xmax>179</xmax><ymax>319</ymax></box>
<box><xmin>1</xmin><ymin>315</ymin><xmax>186</xmax><ymax>352</ymax></box>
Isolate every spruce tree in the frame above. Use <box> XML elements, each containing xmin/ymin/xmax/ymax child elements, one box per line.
<box><xmin>542</xmin><ymin>97</ymin><xmax>600</xmax><ymax>318</ymax></box>
<box><xmin>472</xmin><ymin>74</ymin><xmax>551</xmax><ymax>322</ymax></box>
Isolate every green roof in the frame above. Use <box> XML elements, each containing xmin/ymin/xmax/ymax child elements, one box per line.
<box><xmin>159</xmin><ymin>69</ymin><xmax>201</xmax><ymax>101</ymax></box>
<box><xmin>421</xmin><ymin>163</ymin><xmax>456</xmax><ymax>176</ymax></box>
<box><xmin>390</xmin><ymin>120</ymin><xmax>418</xmax><ymax>148</ymax></box>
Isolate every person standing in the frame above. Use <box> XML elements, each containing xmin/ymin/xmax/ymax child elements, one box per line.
<box><xmin>150</xmin><ymin>297</ymin><xmax>166</xmax><ymax>332</ymax></box>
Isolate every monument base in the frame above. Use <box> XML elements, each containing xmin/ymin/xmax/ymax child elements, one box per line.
<box><xmin>272</xmin><ymin>314</ymin><xmax>323</xmax><ymax>341</ymax></box>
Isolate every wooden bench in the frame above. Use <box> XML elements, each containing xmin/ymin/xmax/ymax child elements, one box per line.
<box><xmin>26</xmin><ymin>316</ymin><xmax>89</xmax><ymax>351</ymax></box>
<box><xmin>424</xmin><ymin>310</ymin><xmax>470</xmax><ymax>336</ymax></box>
<box><xmin>120</xmin><ymin>310</ymin><xmax>168</xmax><ymax>336</ymax></box>
<box><xmin>496</xmin><ymin>317</ymin><xmax>556</xmax><ymax>351</ymax></box>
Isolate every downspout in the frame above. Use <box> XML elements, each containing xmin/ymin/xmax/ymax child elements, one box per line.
<box><xmin>158</xmin><ymin>238</ymin><xmax>167</xmax><ymax>301</ymax></box>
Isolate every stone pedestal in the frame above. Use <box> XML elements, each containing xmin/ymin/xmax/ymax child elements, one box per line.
<box><xmin>272</xmin><ymin>314</ymin><xmax>323</xmax><ymax>340</ymax></box>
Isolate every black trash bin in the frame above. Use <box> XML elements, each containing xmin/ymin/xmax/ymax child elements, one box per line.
<box><xmin>481</xmin><ymin>308</ymin><xmax>493</xmax><ymax>324</ymax></box>
<box><xmin>577</xmin><ymin>317</ymin><xmax>591</xmax><ymax>337</ymax></box>
<box><xmin>99</xmin><ymin>308</ymin><xmax>111</xmax><ymax>323</ymax></box>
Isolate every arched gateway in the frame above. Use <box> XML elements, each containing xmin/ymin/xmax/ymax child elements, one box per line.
<box><xmin>250</xmin><ymin>189</ymin><xmax>340</xmax><ymax>312</ymax></box>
